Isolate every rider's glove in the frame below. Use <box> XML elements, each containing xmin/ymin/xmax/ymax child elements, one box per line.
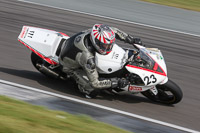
<box><xmin>125</xmin><ymin>35</ymin><xmax>144</xmax><ymax>46</ymax></box>
<box><xmin>111</xmin><ymin>78</ymin><xmax>118</xmax><ymax>88</ymax></box>
<box><xmin>134</xmin><ymin>38</ymin><xmax>144</xmax><ymax>46</ymax></box>
<box><xmin>125</xmin><ymin>35</ymin><xmax>134</xmax><ymax>44</ymax></box>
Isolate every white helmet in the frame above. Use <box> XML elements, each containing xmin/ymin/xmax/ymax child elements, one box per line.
<box><xmin>90</xmin><ymin>24</ymin><xmax>115</xmax><ymax>55</ymax></box>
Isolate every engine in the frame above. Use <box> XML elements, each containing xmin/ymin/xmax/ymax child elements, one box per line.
<box><xmin>126</xmin><ymin>73</ymin><xmax>145</xmax><ymax>86</ymax></box>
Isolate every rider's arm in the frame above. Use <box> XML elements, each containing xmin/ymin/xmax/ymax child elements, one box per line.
<box><xmin>77</xmin><ymin>51</ymin><xmax>118</xmax><ymax>89</ymax></box>
<box><xmin>111</xmin><ymin>27</ymin><xmax>143</xmax><ymax>45</ymax></box>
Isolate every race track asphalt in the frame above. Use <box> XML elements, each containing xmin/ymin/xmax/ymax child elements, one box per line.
<box><xmin>19</xmin><ymin>0</ymin><xmax>200</xmax><ymax>36</ymax></box>
<box><xmin>0</xmin><ymin>0</ymin><xmax>200</xmax><ymax>131</ymax></box>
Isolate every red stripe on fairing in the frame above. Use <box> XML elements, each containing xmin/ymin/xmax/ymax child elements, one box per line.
<box><xmin>126</xmin><ymin>64</ymin><xmax>166</xmax><ymax>76</ymax></box>
<box><xmin>147</xmin><ymin>53</ymin><xmax>167</xmax><ymax>76</ymax></box>
<box><xmin>20</xmin><ymin>27</ymin><xmax>27</xmax><ymax>38</ymax></box>
<box><xmin>153</xmin><ymin>63</ymin><xmax>158</xmax><ymax>71</ymax></box>
<box><xmin>18</xmin><ymin>39</ymin><xmax>58</xmax><ymax>65</ymax></box>
<box><xmin>106</xmin><ymin>51</ymin><xmax>111</xmax><ymax>54</ymax></box>
<box><xmin>59</xmin><ymin>32</ymin><xmax>69</xmax><ymax>37</ymax></box>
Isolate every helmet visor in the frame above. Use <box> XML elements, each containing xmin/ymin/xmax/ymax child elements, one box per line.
<box><xmin>95</xmin><ymin>38</ymin><xmax>114</xmax><ymax>53</ymax></box>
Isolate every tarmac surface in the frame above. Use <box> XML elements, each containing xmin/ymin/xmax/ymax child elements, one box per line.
<box><xmin>0</xmin><ymin>0</ymin><xmax>200</xmax><ymax>132</ymax></box>
<box><xmin>19</xmin><ymin>0</ymin><xmax>200</xmax><ymax>36</ymax></box>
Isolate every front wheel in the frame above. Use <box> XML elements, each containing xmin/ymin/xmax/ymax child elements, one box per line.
<box><xmin>141</xmin><ymin>79</ymin><xmax>183</xmax><ymax>104</ymax></box>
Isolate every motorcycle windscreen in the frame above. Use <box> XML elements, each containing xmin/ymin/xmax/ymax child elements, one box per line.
<box><xmin>129</xmin><ymin>50</ymin><xmax>166</xmax><ymax>76</ymax></box>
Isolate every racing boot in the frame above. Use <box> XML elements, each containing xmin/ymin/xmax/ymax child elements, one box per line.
<box><xmin>72</xmin><ymin>70</ymin><xmax>99</xmax><ymax>98</ymax></box>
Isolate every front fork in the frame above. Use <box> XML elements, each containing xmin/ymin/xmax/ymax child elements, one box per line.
<box><xmin>149</xmin><ymin>86</ymin><xmax>158</xmax><ymax>95</ymax></box>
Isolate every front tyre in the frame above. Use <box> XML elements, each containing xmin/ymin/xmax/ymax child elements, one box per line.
<box><xmin>141</xmin><ymin>79</ymin><xmax>183</xmax><ymax>104</ymax></box>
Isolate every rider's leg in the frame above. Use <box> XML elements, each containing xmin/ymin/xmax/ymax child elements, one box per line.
<box><xmin>71</xmin><ymin>69</ymin><xmax>95</xmax><ymax>95</ymax></box>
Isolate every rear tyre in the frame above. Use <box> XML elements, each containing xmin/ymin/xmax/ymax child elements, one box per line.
<box><xmin>31</xmin><ymin>52</ymin><xmax>53</xmax><ymax>78</ymax></box>
<box><xmin>141</xmin><ymin>79</ymin><xmax>183</xmax><ymax>104</ymax></box>
<box><xmin>31</xmin><ymin>52</ymin><xmax>43</xmax><ymax>71</ymax></box>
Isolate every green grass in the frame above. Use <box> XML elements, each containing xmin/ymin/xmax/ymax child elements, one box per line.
<box><xmin>0</xmin><ymin>95</ymin><xmax>131</xmax><ymax>133</ymax></box>
<box><xmin>140</xmin><ymin>0</ymin><xmax>200</xmax><ymax>12</ymax></box>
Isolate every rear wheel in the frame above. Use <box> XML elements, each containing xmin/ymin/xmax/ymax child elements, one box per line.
<box><xmin>141</xmin><ymin>79</ymin><xmax>183</xmax><ymax>104</ymax></box>
<box><xmin>31</xmin><ymin>52</ymin><xmax>43</xmax><ymax>71</ymax></box>
<box><xmin>31</xmin><ymin>52</ymin><xmax>54</xmax><ymax>78</ymax></box>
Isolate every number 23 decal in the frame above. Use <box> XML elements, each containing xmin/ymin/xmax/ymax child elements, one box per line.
<box><xmin>144</xmin><ymin>75</ymin><xmax>157</xmax><ymax>85</ymax></box>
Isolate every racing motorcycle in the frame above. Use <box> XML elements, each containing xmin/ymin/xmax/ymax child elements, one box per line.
<box><xmin>18</xmin><ymin>26</ymin><xmax>183</xmax><ymax>104</ymax></box>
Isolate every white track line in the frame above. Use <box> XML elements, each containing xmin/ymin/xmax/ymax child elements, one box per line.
<box><xmin>0</xmin><ymin>79</ymin><xmax>199</xmax><ymax>133</ymax></box>
<box><xmin>17</xmin><ymin>0</ymin><xmax>200</xmax><ymax>38</ymax></box>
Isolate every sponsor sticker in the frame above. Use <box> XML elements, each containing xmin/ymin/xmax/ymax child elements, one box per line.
<box><xmin>99</xmin><ymin>81</ymin><xmax>110</xmax><ymax>86</ymax></box>
<box><xmin>128</xmin><ymin>86</ymin><xmax>142</xmax><ymax>91</ymax></box>
<box><xmin>20</xmin><ymin>27</ymin><xmax>27</xmax><ymax>38</ymax></box>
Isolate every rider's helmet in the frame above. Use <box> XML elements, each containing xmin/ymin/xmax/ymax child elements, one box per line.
<box><xmin>90</xmin><ymin>24</ymin><xmax>115</xmax><ymax>55</ymax></box>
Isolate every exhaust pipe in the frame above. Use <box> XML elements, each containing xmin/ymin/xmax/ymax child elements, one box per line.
<box><xmin>36</xmin><ymin>63</ymin><xmax>60</xmax><ymax>78</ymax></box>
<box><xmin>36</xmin><ymin>63</ymin><xmax>70</xmax><ymax>80</ymax></box>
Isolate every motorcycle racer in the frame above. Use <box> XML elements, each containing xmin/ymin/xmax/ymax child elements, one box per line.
<box><xmin>18</xmin><ymin>25</ymin><xmax>182</xmax><ymax>104</ymax></box>
<box><xmin>59</xmin><ymin>24</ymin><xmax>143</xmax><ymax>98</ymax></box>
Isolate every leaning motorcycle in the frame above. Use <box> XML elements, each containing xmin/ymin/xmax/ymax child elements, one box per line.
<box><xmin>18</xmin><ymin>26</ymin><xmax>183</xmax><ymax>104</ymax></box>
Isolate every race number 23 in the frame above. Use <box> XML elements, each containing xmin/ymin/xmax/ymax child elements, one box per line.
<box><xmin>144</xmin><ymin>75</ymin><xmax>157</xmax><ymax>85</ymax></box>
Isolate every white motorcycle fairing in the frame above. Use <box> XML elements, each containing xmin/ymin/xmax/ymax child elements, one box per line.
<box><xmin>95</xmin><ymin>44</ymin><xmax>168</xmax><ymax>94</ymax></box>
<box><xmin>18</xmin><ymin>26</ymin><xmax>70</xmax><ymax>65</ymax></box>
<box><xmin>95</xmin><ymin>44</ymin><xmax>126</xmax><ymax>74</ymax></box>
<box><xmin>126</xmin><ymin>45</ymin><xmax>168</xmax><ymax>86</ymax></box>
